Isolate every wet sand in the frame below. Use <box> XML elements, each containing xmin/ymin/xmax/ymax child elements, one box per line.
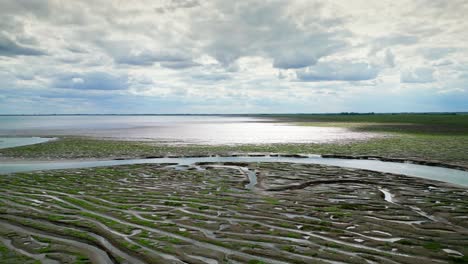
<box><xmin>0</xmin><ymin>162</ymin><xmax>466</xmax><ymax>263</ymax></box>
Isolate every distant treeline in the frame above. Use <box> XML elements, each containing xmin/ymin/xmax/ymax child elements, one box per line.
<box><xmin>338</xmin><ymin>112</ymin><xmax>458</xmax><ymax>116</ymax></box>
<box><xmin>253</xmin><ymin>112</ymin><xmax>465</xmax><ymax>117</ymax></box>
<box><xmin>340</xmin><ymin>112</ymin><xmax>375</xmax><ymax>115</ymax></box>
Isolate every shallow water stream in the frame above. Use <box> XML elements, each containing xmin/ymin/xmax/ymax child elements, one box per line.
<box><xmin>1</xmin><ymin>155</ymin><xmax>467</xmax><ymax>187</ymax></box>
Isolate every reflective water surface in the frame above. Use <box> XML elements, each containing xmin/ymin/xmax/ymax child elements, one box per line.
<box><xmin>0</xmin><ymin>137</ymin><xmax>54</xmax><ymax>149</ymax></box>
<box><xmin>0</xmin><ymin>115</ymin><xmax>380</xmax><ymax>144</ymax></box>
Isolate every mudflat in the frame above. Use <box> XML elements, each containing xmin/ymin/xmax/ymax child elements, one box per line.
<box><xmin>0</xmin><ymin>162</ymin><xmax>467</xmax><ymax>263</ymax></box>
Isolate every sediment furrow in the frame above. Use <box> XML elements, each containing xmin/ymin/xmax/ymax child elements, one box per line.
<box><xmin>1</xmin><ymin>163</ymin><xmax>466</xmax><ymax>263</ymax></box>
<box><xmin>12</xmin><ymin>189</ymin><xmax>291</xmax><ymax>263</ymax></box>
<box><xmin>1</xmin><ymin>194</ymin><xmax>189</xmax><ymax>263</ymax></box>
<box><xmin>0</xmin><ymin>214</ymin><xmax>151</xmax><ymax>264</ymax></box>
<box><xmin>167</xmin><ymin>202</ymin><xmax>434</xmax><ymax>263</ymax></box>
<box><xmin>8</xmin><ymin>211</ymin><xmax>184</xmax><ymax>264</ymax></box>
<box><xmin>0</xmin><ymin>196</ymin><xmax>45</xmax><ymax>213</ymax></box>
<box><xmin>176</xmin><ymin>207</ymin><xmax>410</xmax><ymax>253</ymax></box>
<box><xmin>266</xmin><ymin>179</ymin><xmax>377</xmax><ymax>191</ymax></box>
<box><xmin>0</xmin><ymin>220</ymin><xmax>115</xmax><ymax>264</ymax></box>
<box><xmin>0</xmin><ymin>236</ymin><xmax>59</xmax><ymax>264</ymax></box>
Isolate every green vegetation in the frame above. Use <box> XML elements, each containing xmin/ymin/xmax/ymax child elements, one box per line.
<box><xmin>0</xmin><ymin>241</ymin><xmax>39</xmax><ymax>264</ymax></box>
<box><xmin>263</xmin><ymin>197</ymin><xmax>280</xmax><ymax>205</ymax></box>
<box><xmin>450</xmin><ymin>256</ymin><xmax>468</xmax><ymax>264</ymax></box>
<box><xmin>262</xmin><ymin>113</ymin><xmax>468</xmax><ymax>133</ymax></box>
<box><xmin>248</xmin><ymin>260</ymin><xmax>267</xmax><ymax>264</ymax></box>
<box><xmin>423</xmin><ymin>241</ymin><xmax>442</xmax><ymax>251</ymax></box>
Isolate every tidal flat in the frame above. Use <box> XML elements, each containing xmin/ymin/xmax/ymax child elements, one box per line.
<box><xmin>1</xmin><ymin>162</ymin><xmax>467</xmax><ymax>263</ymax></box>
<box><xmin>1</xmin><ymin>114</ymin><xmax>468</xmax><ymax>263</ymax></box>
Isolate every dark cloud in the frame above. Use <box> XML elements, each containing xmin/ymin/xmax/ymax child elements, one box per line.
<box><xmin>0</xmin><ymin>15</ymin><xmax>43</xmax><ymax>56</ymax></box>
<box><xmin>53</xmin><ymin>72</ymin><xmax>128</xmax><ymax>90</ymax></box>
<box><xmin>271</xmin><ymin>34</ymin><xmax>346</xmax><ymax>69</ymax></box>
<box><xmin>0</xmin><ymin>33</ymin><xmax>45</xmax><ymax>57</ymax></box>
<box><xmin>194</xmin><ymin>1</ymin><xmax>349</xmax><ymax>69</ymax></box>
<box><xmin>296</xmin><ymin>61</ymin><xmax>379</xmax><ymax>82</ymax></box>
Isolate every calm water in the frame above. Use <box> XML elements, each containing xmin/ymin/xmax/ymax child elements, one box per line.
<box><xmin>0</xmin><ymin>137</ymin><xmax>54</xmax><ymax>149</ymax></box>
<box><xmin>0</xmin><ymin>115</ymin><xmax>379</xmax><ymax>145</ymax></box>
<box><xmin>1</xmin><ymin>155</ymin><xmax>467</xmax><ymax>187</ymax></box>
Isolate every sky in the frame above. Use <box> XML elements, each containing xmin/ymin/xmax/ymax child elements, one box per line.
<box><xmin>1</xmin><ymin>0</ymin><xmax>468</xmax><ymax>114</ymax></box>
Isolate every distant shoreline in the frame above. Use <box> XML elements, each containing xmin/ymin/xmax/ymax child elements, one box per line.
<box><xmin>0</xmin><ymin>112</ymin><xmax>467</xmax><ymax>116</ymax></box>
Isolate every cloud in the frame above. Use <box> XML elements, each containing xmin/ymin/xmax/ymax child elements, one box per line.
<box><xmin>0</xmin><ymin>33</ymin><xmax>45</xmax><ymax>57</ymax></box>
<box><xmin>1</xmin><ymin>0</ymin><xmax>468</xmax><ymax>114</ymax></box>
<box><xmin>384</xmin><ymin>49</ymin><xmax>395</xmax><ymax>67</ymax></box>
<box><xmin>376</xmin><ymin>34</ymin><xmax>419</xmax><ymax>46</ymax></box>
<box><xmin>400</xmin><ymin>67</ymin><xmax>435</xmax><ymax>83</ymax></box>
<box><xmin>97</xmin><ymin>40</ymin><xmax>192</xmax><ymax>66</ymax></box>
<box><xmin>66</xmin><ymin>45</ymin><xmax>88</xmax><ymax>54</ymax></box>
<box><xmin>0</xmin><ymin>0</ymin><xmax>50</xmax><ymax>18</ymax></box>
<box><xmin>160</xmin><ymin>61</ymin><xmax>200</xmax><ymax>69</ymax></box>
<box><xmin>53</xmin><ymin>72</ymin><xmax>129</xmax><ymax>90</ymax></box>
<box><xmin>296</xmin><ymin>60</ymin><xmax>379</xmax><ymax>82</ymax></box>
<box><xmin>191</xmin><ymin>1</ymin><xmax>349</xmax><ymax>69</ymax></box>
<box><xmin>421</xmin><ymin>47</ymin><xmax>457</xmax><ymax>60</ymax></box>
<box><xmin>271</xmin><ymin>37</ymin><xmax>346</xmax><ymax>69</ymax></box>
<box><xmin>114</xmin><ymin>50</ymin><xmax>190</xmax><ymax>66</ymax></box>
<box><xmin>155</xmin><ymin>0</ymin><xmax>200</xmax><ymax>13</ymax></box>
<box><xmin>370</xmin><ymin>34</ymin><xmax>418</xmax><ymax>54</ymax></box>
<box><xmin>191</xmin><ymin>73</ymin><xmax>230</xmax><ymax>82</ymax></box>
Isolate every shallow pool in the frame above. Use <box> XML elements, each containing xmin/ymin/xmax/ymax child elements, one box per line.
<box><xmin>0</xmin><ymin>137</ymin><xmax>54</xmax><ymax>149</ymax></box>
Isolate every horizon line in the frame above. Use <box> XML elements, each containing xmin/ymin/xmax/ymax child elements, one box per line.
<box><xmin>1</xmin><ymin>112</ymin><xmax>467</xmax><ymax>116</ymax></box>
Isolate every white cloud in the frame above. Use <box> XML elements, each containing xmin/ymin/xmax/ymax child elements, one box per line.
<box><xmin>296</xmin><ymin>60</ymin><xmax>379</xmax><ymax>82</ymax></box>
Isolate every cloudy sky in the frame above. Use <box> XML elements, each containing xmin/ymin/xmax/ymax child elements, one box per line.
<box><xmin>1</xmin><ymin>0</ymin><xmax>467</xmax><ymax>114</ymax></box>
